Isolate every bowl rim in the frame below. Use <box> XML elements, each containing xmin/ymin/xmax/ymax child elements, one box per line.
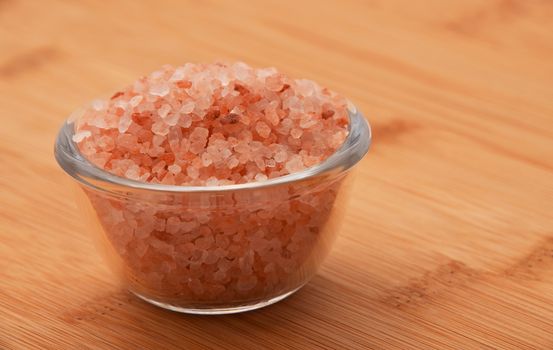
<box><xmin>54</xmin><ymin>106</ymin><xmax>371</xmax><ymax>193</ymax></box>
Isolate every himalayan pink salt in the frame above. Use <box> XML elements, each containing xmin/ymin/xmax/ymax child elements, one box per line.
<box><xmin>129</xmin><ymin>95</ymin><xmax>143</xmax><ymax>107</ymax></box>
<box><xmin>158</xmin><ymin>104</ymin><xmax>171</xmax><ymax>119</ymax></box>
<box><xmin>124</xmin><ymin>165</ymin><xmax>141</xmax><ymax>181</ymax></box>
<box><xmin>206</xmin><ymin>177</ymin><xmax>219</xmax><ymax>186</ymax></box>
<box><xmin>168</xmin><ymin>164</ymin><xmax>181</xmax><ymax>175</ymax></box>
<box><xmin>284</xmin><ymin>155</ymin><xmax>305</xmax><ymax>173</ymax></box>
<box><xmin>255</xmin><ymin>121</ymin><xmax>271</xmax><ymax>138</ymax></box>
<box><xmin>150</xmin><ymin>84</ymin><xmax>170</xmax><ymax>97</ymax></box>
<box><xmin>254</xmin><ymin>173</ymin><xmax>268</xmax><ymax>182</ymax></box>
<box><xmin>72</xmin><ymin>62</ymin><xmax>351</xmax><ymax>308</ymax></box>
<box><xmin>187</xmin><ymin>166</ymin><xmax>199</xmax><ymax>179</ymax></box>
<box><xmin>290</xmin><ymin>128</ymin><xmax>303</xmax><ymax>139</ymax></box>
<box><xmin>180</xmin><ymin>101</ymin><xmax>195</xmax><ymax>114</ymax></box>
<box><xmin>72</xmin><ymin>62</ymin><xmax>348</xmax><ymax>186</ymax></box>
<box><xmin>72</xmin><ymin>130</ymin><xmax>91</xmax><ymax>142</ymax></box>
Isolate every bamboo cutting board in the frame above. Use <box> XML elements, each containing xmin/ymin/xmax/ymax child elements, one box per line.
<box><xmin>1</xmin><ymin>0</ymin><xmax>553</xmax><ymax>349</ymax></box>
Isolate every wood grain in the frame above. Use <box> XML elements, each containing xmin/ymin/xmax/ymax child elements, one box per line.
<box><xmin>1</xmin><ymin>0</ymin><xmax>553</xmax><ymax>348</ymax></box>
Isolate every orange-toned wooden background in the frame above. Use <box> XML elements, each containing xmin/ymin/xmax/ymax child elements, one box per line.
<box><xmin>1</xmin><ymin>0</ymin><xmax>553</xmax><ymax>349</ymax></box>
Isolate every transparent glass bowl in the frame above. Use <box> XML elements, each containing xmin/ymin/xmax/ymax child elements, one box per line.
<box><xmin>55</xmin><ymin>107</ymin><xmax>371</xmax><ymax>314</ymax></box>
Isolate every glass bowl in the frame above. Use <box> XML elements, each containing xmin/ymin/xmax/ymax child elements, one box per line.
<box><xmin>54</xmin><ymin>107</ymin><xmax>371</xmax><ymax>314</ymax></box>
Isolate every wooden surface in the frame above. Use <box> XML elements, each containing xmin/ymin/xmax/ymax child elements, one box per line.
<box><xmin>1</xmin><ymin>0</ymin><xmax>553</xmax><ymax>349</ymax></box>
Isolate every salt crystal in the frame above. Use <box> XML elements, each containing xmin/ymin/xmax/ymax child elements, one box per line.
<box><xmin>232</xmin><ymin>61</ymin><xmax>250</xmax><ymax>80</ymax></box>
<box><xmin>265</xmin><ymin>109</ymin><xmax>280</xmax><ymax>126</ymax></box>
<box><xmin>89</xmin><ymin>152</ymin><xmax>111</xmax><ymax>168</ymax></box>
<box><xmin>234</xmin><ymin>142</ymin><xmax>249</xmax><ymax>154</ymax></box>
<box><xmin>236</xmin><ymin>275</ymin><xmax>257</xmax><ymax>292</ymax></box>
<box><xmin>190</xmin><ymin>127</ymin><xmax>209</xmax><ymax>141</ymax></box>
<box><xmin>257</xmin><ymin>67</ymin><xmax>277</xmax><ymax>79</ymax></box>
<box><xmin>265</xmin><ymin>74</ymin><xmax>284</xmax><ymax>92</ymax></box>
<box><xmin>135</xmin><ymin>242</ymin><xmax>148</xmax><ymax>257</ymax></box>
<box><xmin>188</xmin><ymin>278</ymin><xmax>204</xmax><ymax>295</ymax></box>
<box><xmin>285</xmin><ymin>155</ymin><xmax>304</xmax><ymax>173</ymax></box>
<box><xmin>255</xmin><ymin>121</ymin><xmax>271</xmax><ymax>138</ymax></box>
<box><xmin>164</xmin><ymin>113</ymin><xmax>180</xmax><ymax>126</ymax></box>
<box><xmin>201</xmin><ymin>153</ymin><xmax>212</xmax><ymax>166</ymax></box>
<box><xmin>168</xmin><ymin>164</ymin><xmax>182</xmax><ymax>175</ymax></box>
<box><xmin>187</xmin><ymin>166</ymin><xmax>199</xmax><ymax>179</ymax></box>
<box><xmin>166</xmin><ymin>216</ymin><xmax>181</xmax><ymax>234</ymax></box>
<box><xmin>152</xmin><ymin>160</ymin><xmax>166</xmax><ymax>174</ymax></box>
<box><xmin>125</xmin><ymin>165</ymin><xmax>141</xmax><ymax>180</ymax></box>
<box><xmin>150</xmin><ymin>84</ymin><xmax>170</xmax><ymax>97</ymax></box>
<box><xmin>169</xmin><ymin>68</ymin><xmax>186</xmax><ymax>82</ymax></box>
<box><xmin>220</xmin><ymin>148</ymin><xmax>231</xmax><ymax>160</ymax></box>
<box><xmin>238</xmin><ymin>114</ymin><xmax>250</xmax><ymax>125</ymax></box>
<box><xmin>206</xmin><ymin>177</ymin><xmax>219</xmax><ymax>186</ymax></box>
<box><xmin>180</xmin><ymin>114</ymin><xmax>193</xmax><ymax>128</ymax></box>
<box><xmin>138</xmin><ymin>172</ymin><xmax>150</xmax><ymax>182</ymax></box>
<box><xmin>283</xmin><ymin>96</ymin><xmax>300</xmax><ymax>110</ymax></box>
<box><xmin>89</xmin><ymin>116</ymin><xmax>108</xmax><ymax>129</ymax></box>
<box><xmin>151</xmin><ymin>121</ymin><xmax>169</xmax><ymax>136</ymax></box>
<box><xmin>296</xmin><ymin>79</ymin><xmax>316</xmax><ymax>96</ymax></box>
<box><xmin>290</xmin><ymin>128</ymin><xmax>303</xmax><ymax>139</ymax></box>
<box><xmin>189</xmin><ymin>142</ymin><xmax>204</xmax><ymax>154</ymax></box>
<box><xmin>201</xmin><ymin>250</ymin><xmax>216</xmax><ymax>265</ymax></box>
<box><xmin>150</xmin><ymin>238</ymin><xmax>175</xmax><ymax>255</ymax></box>
<box><xmin>159</xmin><ymin>104</ymin><xmax>171</xmax><ymax>119</ymax></box>
<box><xmin>152</xmin><ymin>134</ymin><xmax>165</xmax><ymax>147</ymax></box>
<box><xmin>254</xmin><ymin>173</ymin><xmax>268</xmax><ymax>182</ymax></box>
<box><xmin>299</xmin><ymin>118</ymin><xmax>317</xmax><ymax>129</ymax></box>
<box><xmin>213</xmin><ymin>269</ymin><xmax>227</xmax><ymax>282</ymax></box>
<box><xmin>254</xmin><ymin>157</ymin><xmax>265</xmax><ymax>170</ymax></box>
<box><xmin>228</xmin><ymin>156</ymin><xmax>239</xmax><ymax>169</ymax></box>
<box><xmin>274</xmin><ymin>151</ymin><xmax>287</xmax><ymax>163</ymax></box>
<box><xmin>118</xmin><ymin>115</ymin><xmax>132</xmax><ymax>133</ymax></box>
<box><xmin>129</xmin><ymin>95</ymin><xmax>143</xmax><ymax>107</ymax></box>
<box><xmin>180</xmin><ymin>101</ymin><xmax>195</xmax><ymax>114</ymax></box>
<box><xmin>72</xmin><ymin>130</ymin><xmax>91</xmax><ymax>142</ymax></box>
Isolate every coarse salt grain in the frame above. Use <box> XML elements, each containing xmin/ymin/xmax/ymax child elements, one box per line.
<box><xmin>254</xmin><ymin>173</ymin><xmax>268</xmax><ymax>182</ymax></box>
<box><xmin>180</xmin><ymin>101</ymin><xmax>195</xmax><ymax>114</ymax></box>
<box><xmin>150</xmin><ymin>84</ymin><xmax>170</xmax><ymax>97</ymax></box>
<box><xmin>118</xmin><ymin>115</ymin><xmax>132</xmax><ymax>133</ymax></box>
<box><xmin>159</xmin><ymin>104</ymin><xmax>171</xmax><ymax>119</ymax></box>
<box><xmin>72</xmin><ymin>130</ymin><xmax>91</xmax><ymax>142</ymax></box>
<box><xmin>285</xmin><ymin>155</ymin><xmax>305</xmax><ymax>173</ymax></box>
<box><xmin>168</xmin><ymin>164</ymin><xmax>181</xmax><ymax>175</ymax></box>
<box><xmin>129</xmin><ymin>95</ymin><xmax>143</xmax><ymax>107</ymax></box>
<box><xmin>255</xmin><ymin>121</ymin><xmax>271</xmax><ymax>138</ymax></box>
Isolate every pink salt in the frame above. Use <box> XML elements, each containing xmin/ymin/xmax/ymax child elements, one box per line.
<box><xmin>72</xmin><ymin>130</ymin><xmax>91</xmax><ymax>142</ymax></box>
<box><xmin>167</xmin><ymin>164</ymin><xmax>181</xmax><ymax>175</ymax></box>
<box><xmin>73</xmin><ymin>62</ymin><xmax>348</xmax><ymax>186</ymax></box>
<box><xmin>74</xmin><ymin>62</ymin><xmax>350</xmax><ymax>306</ymax></box>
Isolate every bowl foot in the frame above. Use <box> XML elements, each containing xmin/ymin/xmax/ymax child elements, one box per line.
<box><xmin>132</xmin><ymin>287</ymin><xmax>302</xmax><ymax>315</ymax></box>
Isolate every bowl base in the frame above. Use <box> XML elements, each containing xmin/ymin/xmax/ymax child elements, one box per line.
<box><xmin>132</xmin><ymin>287</ymin><xmax>302</xmax><ymax>315</ymax></box>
